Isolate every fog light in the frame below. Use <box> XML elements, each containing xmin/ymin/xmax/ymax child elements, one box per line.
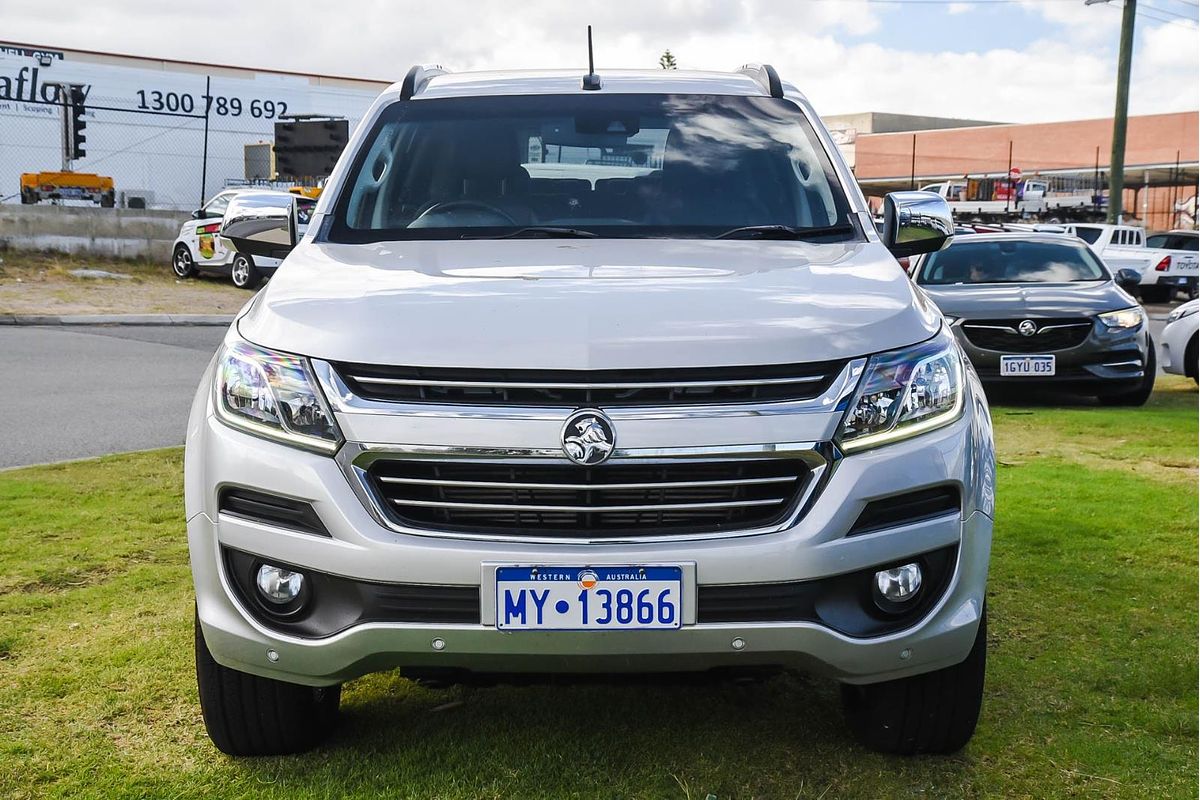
<box><xmin>874</xmin><ymin>563</ymin><xmax>922</xmax><ymax>604</ymax></box>
<box><xmin>256</xmin><ymin>564</ymin><xmax>304</xmax><ymax>605</ymax></box>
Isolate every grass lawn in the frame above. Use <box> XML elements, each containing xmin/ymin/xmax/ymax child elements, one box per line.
<box><xmin>1</xmin><ymin>378</ymin><xmax>1196</xmax><ymax>799</ymax></box>
<box><xmin>0</xmin><ymin>251</ymin><xmax>250</xmax><ymax>316</ymax></box>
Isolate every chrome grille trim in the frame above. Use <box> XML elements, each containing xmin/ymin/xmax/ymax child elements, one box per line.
<box><xmin>389</xmin><ymin>497</ymin><xmax>787</xmax><ymax>513</ymax></box>
<box><xmin>376</xmin><ymin>474</ymin><xmax>798</xmax><ymax>491</ymax></box>
<box><xmin>337</xmin><ymin>441</ymin><xmax>833</xmax><ymax>544</ymax></box>
<box><xmin>322</xmin><ymin>359</ymin><xmax>845</xmax><ymax>409</ymax></box>
<box><xmin>961</xmin><ymin>321</ymin><xmax>1092</xmax><ymax>335</ymax></box>
<box><xmin>348</xmin><ymin>374</ymin><xmax>826</xmax><ymax>390</ymax></box>
<box><xmin>313</xmin><ymin>358</ymin><xmax>867</xmax><ymax>420</ymax></box>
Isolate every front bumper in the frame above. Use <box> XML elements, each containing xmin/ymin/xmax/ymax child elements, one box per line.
<box><xmin>186</xmin><ymin>358</ymin><xmax>995</xmax><ymax>688</ymax></box>
<box><xmin>1160</xmin><ymin>315</ymin><xmax>1198</xmax><ymax>377</ymax></box>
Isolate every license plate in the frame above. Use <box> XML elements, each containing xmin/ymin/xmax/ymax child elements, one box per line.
<box><xmin>1000</xmin><ymin>355</ymin><xmax>1055</xmax><ymax>376</ymax></box>
<box><xmin>495</xmin><ymin>566</ymin><xmax>682</xmax><ymax>630</ymax></box>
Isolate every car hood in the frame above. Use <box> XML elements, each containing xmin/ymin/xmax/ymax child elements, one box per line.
<box><xmin>238</xmin><ymin>239</ymin><xmax>940</xmax><ymax>370</ymax></box>
<box><xmin>919</xmin><ymin>280</ymin><xmax>1132</xmax><ymax>320</ymax></box>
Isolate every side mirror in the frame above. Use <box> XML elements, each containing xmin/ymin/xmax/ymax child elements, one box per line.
<box><xmin>220</xmin><ymin>194</ymin><xmax>316</xmax><ymax>260</ymax></box>
<box><xmin>882</xmin><ymin>191</ymin><xmax>954</xmax><ymax>258</ymax></box>
<box><xmin>191</xmin><ymin>209</ymin><xmax>207</xmax><ymax>220</ymax></box>
<box><xmin>1114</xmin><ymin>268</ymin><xmax>1142</xmax><ymax>292</ymax></box>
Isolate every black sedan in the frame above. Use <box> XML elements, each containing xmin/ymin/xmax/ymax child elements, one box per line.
<box><xmin>913</xmin><ymin>233</ymin><xmax>1154</xmax><ymax>406</ymax></box>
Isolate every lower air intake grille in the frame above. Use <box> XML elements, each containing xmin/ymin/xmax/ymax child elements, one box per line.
<box><xmin>848</xmin><ymin>486</ymin><xmax>961</xmax><ymax>536</ymax></box>
<box><xmin>366</xmin><ymin>459</ymin><xmax>810</xmax><ymax>538</ymax></box>
<box><xmin>218</xmin><ymin>488</ymin><xmax>329</xmax><ymax>537</ymax></box>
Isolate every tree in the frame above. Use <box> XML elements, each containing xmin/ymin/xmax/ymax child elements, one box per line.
<box><xmin>659</xmin><ymin>50</ymin><xmax>678</xmax><ymax>70</ymax></box>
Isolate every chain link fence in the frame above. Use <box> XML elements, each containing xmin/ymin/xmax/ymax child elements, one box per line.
<box><xmin>0</xmin><ymin>76</ymin><xmax>297</xmax><ymax>211</ymax></box>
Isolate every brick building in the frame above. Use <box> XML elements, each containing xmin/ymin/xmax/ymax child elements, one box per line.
<box><xmin>849</xmin><ymin>111</ymin><xmax>1199</xmax><ymax>231</ymax></box>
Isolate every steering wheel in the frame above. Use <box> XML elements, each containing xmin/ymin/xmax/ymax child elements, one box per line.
<box><xmin>410</xmin><ymin>200</ymin><xmax>518</xmax><ymax>227</ymax></box>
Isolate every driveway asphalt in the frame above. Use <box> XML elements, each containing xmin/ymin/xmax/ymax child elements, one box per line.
<box><xmin>0</xmin><ymin>300</ymin><xmax>1181</xmax><ymax>470</ymax></box>
<box><xmin>0</xmin><ymin>325</ymin><xmax>225</xmax><ymax>469</ymax></box>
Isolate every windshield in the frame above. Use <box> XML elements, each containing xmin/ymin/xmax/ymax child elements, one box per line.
<box><xmin>329</xmin><ymin>94</ymin><xmax>852</xmax><ymax>241</ymax></box>
<box><xmin>1072</xmin><ymin>226</ymin><xmax>1103</xmax><ymax>245</ymax></box>
<box><xmin>918</xmin><ymin>239</ymin><xmax>1108</xmax><ymax>285</ymax></box>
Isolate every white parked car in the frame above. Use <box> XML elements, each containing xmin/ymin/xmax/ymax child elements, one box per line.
<box><xmin>1065</xmin><ymin>223</ymin><xmax>1199</xmax><ymax>304</ymax></box>
<box><xmin>1160</xmin><ymin>299</ymin><xmax>1198</xmax><ymax>382</ymax></box>
<box><xmin>171</xmin><ymin>189</ymin><xmax>286</xmax><ymax>289</ymax></box>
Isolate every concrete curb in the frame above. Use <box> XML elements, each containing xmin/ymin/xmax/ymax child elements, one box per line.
<box><xmin>0</xmin><ymin>311</ymin><xmax>232</xmax><ymax>326</ymax></box>
<box><xmin>0</xmin><ymin>313</ymin><xmax>234</xmax><ymax>327</ymax></box>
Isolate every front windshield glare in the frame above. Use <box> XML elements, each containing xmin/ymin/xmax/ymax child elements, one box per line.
<box><xmin>918</xmin><ymin>240</ymin><xmax>1108</xmax><ymax>285</ymax></box>
<box><xmin>330</xmin><ymin>94</ymin><xmax>851</xmax><ymax>241</ymax></box>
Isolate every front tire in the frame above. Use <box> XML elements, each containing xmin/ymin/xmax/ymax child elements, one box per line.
<box><xmin>230</xmin><ymin>253</ymin><xmax>263</xmax><ymax>290</ymax></box>
<box><xmin>841</xmin><ymin>606</ymin><xmax>987</xmax><ymax>755</ymax></box>
<box><xmin>1097</xmin><ymin>339</ymin><xmax>1156</xmax><ymax>407</ymax></box>
<box><xmin>172</xmin><ymin>244</ymin><xmax>196</xmax><ymax>278</ymax></box>
<box><xmin>195</xmin><ymin>613</ymin><xmax>341</xmax><ymax>756</ymax></box>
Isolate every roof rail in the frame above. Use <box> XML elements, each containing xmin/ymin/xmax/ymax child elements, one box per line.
<box><xmin>399</xmin><ymin>64</ymin><xmax>448</xmax><ymax>100</ymax></box>
<box><xmin>737</xmin><ymin>64</ymin><xmax>784</xmax><ymax>99</ymax></box>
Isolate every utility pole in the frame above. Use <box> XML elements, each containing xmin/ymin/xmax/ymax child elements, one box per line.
<box><xmin>1101</xmin><ymin>0</ymin><xmax>1137</xmax><ymax>223</ymax></box>
<box><xmin>200</xmin><ymin>75</ymin><xmax>211</xmax><ymax>208</ymax></box>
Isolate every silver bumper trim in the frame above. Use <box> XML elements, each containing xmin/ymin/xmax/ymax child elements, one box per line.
<box><xmin>336</xmin><ymin>440</ymin><xmax>834</xmax><ymax>545</ymax></box>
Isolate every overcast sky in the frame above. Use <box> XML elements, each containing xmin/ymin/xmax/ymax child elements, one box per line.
<box><xmin>0</xmin><ymin>0</ymin><xmax>1195</xmax><ymax>123</ymax></box>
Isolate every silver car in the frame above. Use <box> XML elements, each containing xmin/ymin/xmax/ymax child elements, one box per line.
<box><xmin>186</xmin><ymin>65</ymin><xmax>995</xmax><ymax>757</ymax></box>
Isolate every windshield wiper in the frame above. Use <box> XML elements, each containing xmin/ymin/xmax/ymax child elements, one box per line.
<box><xmin>464</xmin><ymin>226</ymin><xmax>599</xmax><ymax>240</ymax></box>
<box><xmin>715</xmin><ymin>223</ymin><xmax>855</xmax><ymax>240</ymax></box>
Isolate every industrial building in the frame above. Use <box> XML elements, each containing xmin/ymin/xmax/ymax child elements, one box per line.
<box><xmin>0</xmin><ymin>41</ymin><xmax>388</xmax><ymax>210</ymax></box>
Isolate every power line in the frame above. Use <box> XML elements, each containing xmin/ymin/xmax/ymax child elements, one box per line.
<box><xmin>1137</xmin><ymin>7</ymin><xmax>1198</xmax><ymax>26</ymax></box>
<box><xmin>798</xmin><ymin>0</ymin><xmax>1080</xmax><ymax>3</ymax></box>
<box><xmin>1141</xmin><ymin>1</ymin><xmax>1200</xmax><ymax>20</ymax></box>
<box><xmin>1098</xmin><ymin>0</ymin><xmax>1198</xmax><ymax>28</ymax></box>
<box><xmin>860</xmin><ymin>0</ymin><xmax>1077</xmax><ymax>3</ymax></box>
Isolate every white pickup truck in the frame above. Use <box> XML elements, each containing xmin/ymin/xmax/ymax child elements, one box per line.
<box><xmin>921</xmin><ymin>180</ymin><xmax>1096</xmax><ymax>220</ymax></box>
<box><xmin>1065</xmin><ymin>223</ymin><xmax>1199</xmax><ymax>303</ymax></box>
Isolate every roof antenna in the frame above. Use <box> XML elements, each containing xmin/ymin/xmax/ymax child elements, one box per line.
<box><xmin>581</xmin><ymin>25</ymin><xmax>602</xmax><ymax>91</ymax></box>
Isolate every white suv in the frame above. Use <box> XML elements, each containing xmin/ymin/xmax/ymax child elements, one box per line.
<box><xmin>187</xmin><ymin>64</ymin><xmax>995</xmax><ymax>757</ymax></box>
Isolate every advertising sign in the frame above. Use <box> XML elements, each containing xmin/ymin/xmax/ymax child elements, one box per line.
<box><xmin>0</xmin><ymin>45</ymin><xmax>385</xmax><ymax>209</ymax></box>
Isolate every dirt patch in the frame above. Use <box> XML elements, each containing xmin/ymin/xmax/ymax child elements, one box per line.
<box><xmin>0</xmin><ymin>563</ymin><xmax>120</xmax><ymax>596</ymax></box>
<box><xmin>0</xmin><ymin>252</ymin><xmax>252</xmax><ymax>315</ymax></box>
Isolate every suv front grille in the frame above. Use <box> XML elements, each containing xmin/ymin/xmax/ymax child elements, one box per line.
<box><xmin>333</xmin><ymin>361</ymin><xmax>845</xmax><ymax>407</ymax></box>
<box><xmin>366</xmin><ymin>459</ymin><xmax>810</xmax><ymax>538</ymax></box>
<box><xmin>961</xmin><ymin>318</ymin><xmax>1092</xmax><ymax>353</ymax></box>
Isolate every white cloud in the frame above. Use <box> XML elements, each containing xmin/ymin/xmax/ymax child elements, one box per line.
<box><xmin>0</xmin><ymin>0</ymin><xmax>1193</xmax><ymax>122</ymax></box>
<box><xmin>947</xmin><ymin>3</ymin><xmax>971</xmax><ymax>15</ymax></box>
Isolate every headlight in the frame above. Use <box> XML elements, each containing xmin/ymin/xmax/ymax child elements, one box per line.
<box><xmin>1098</xmin><ymin>307</ymin><xmax>1145</xmax><ymax>330</ymax></box>
<box><xmin>838</xmin><ymin>328</ymin><xmax>964</xmax><ymax>453</ymax></box>
<box><xmin>215</xmin><ymin>340</ymin><xmax>342</xmax><ymax>453</ymax></box>
<box><xmin>1167</xmin><ymin>304</ymin><xmax>1199</xmax><ymax>324</ymax></box>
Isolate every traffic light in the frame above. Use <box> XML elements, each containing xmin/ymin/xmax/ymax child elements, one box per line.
<box><xmin>68</xmin><ymin>84</ymin><xmax>86</xmax><ymax>160</ymax></box>
<box><xmin>273</xmin><ymin>119</ymin><xmax>349</xmax><ymax>180</ymax></box>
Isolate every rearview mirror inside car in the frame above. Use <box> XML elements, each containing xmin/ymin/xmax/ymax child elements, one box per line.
<box><xmin>882</xmin><ymin>191</ymin><xmax>954</xmax><ymax>259</ymax></box>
